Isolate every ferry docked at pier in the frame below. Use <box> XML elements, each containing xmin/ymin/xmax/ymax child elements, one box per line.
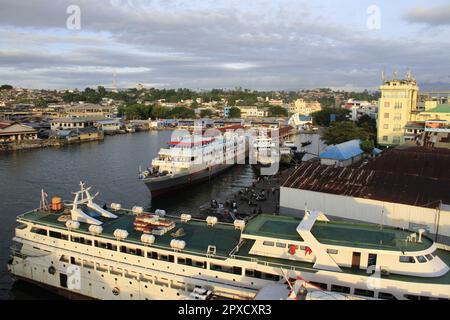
<box><xmin>139</xmin><ymin>128</ymin><xmax>246</xmax><ymax>197</ymax></box>
<box><xmin>7</xmin><ymin>183</ymin><xmax>450</xmax><ymax>300</ymax></box>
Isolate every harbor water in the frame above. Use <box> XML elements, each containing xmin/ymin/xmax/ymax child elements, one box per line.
<box><xmin>0</xmin><ymin>130</ymin><xmax>323</xmax><ymax>299</ymax></box>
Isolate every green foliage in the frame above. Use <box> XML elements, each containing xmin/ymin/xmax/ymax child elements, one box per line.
<box><xmin>123</xmin><ymin>104</ymin><xmax>153</xmax><ymax>120</ymax></box>
<box><xmin>168</xmin><ymin>106</ymin><xmax>195</xmax><ymax>119</ymax></box>
<box><xmin>322</xmin><ymin>121</ymin><xmax>370</xmax><ymax>145</ymax></box>
<box><xmin>0</xmin><ymin>84</ymin><xmax>13</xmax><ymax>90</ymax></box>
<box><xmin>97</xmin><ymin>86</ymin><xmax>107</xmax><ymax>97</ymax></box>
<box><xmin>360</xmin><ymin>139</ymin><xmax>375</xmax><ymax>154</ymax></box>
<box><xmin>318</xmin><ymin>96</ymin><xmax>336</xmax><ymax>107</ymax></box>
<box><xmin>344</xmin><ymin>89</ymin><xmax>380</xmax><ymax>101</ymax></box>
<box><xmin>267</xmin><ymin>105</ymin><xmax>288</xmax><ymax>117</ymax></box>
<box><xmin>33</xmin><ymin>98</ymin><xmax>47</xmax><ymax>108</ymax></box>
<box><xmin>200</xmin><ymin>109</ymin><xmax>214</xmax><ymax>118</ymax></box>
<box><xmin>357</xmin><ymin>114</ymin><xmax>377</xmax><ymax>140</ymax></box>
<box><xmin>151</xmin><ymin>105</ymin><xmax>170</xmax><ymax>119</ymax></box>
<box><xmin>310</xmin><ymin>107</ymin><xmax>350</xmax><ymax>126</ymax></box>
<box><xmin>62</xmin><ymin>88</ymin><xmax>102</xmax><ymax>104</ymax></box>
<box><xmin>228</xmin><ymin>107</ymin><xmax>241</xmax><ymax>118</ymax></box>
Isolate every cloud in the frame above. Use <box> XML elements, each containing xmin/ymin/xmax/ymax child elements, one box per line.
<box><xmin>0</xmin><ymin>0</ymin><xmax>449</xmax><ymax>90</ymax></box>
<box><xmin>404</xmin><ymin>4</ymin><xmax>450</xmax><ymax>26</ymax></box>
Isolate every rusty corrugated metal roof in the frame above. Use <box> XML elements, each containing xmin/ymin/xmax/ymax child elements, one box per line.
<box><xmin>282</xmin><ymin>147</ymin><xmax>450</xmax><ymax>208</ymax></box>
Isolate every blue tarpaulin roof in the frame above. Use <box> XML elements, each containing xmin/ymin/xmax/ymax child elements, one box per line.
<box><xmin>320</xmin><ymin>139</ymin><xmax>363</xmax><ymax>161</ymax></box>
<box><xmin>372</xmin><ymin>147</ymin><xmax>382</xmax><ymax>155</ymax></box>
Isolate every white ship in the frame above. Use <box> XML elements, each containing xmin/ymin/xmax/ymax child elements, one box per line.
<box><xmin>251</xmin><ymin>134</ymin><xmax>278</xmax><ymax>175</ymax></box>
<box><xmin>139</xmin><ymin>129</ymin><xmax>246</xmax><ymax>197</ymax></box>
<box><xmin>7</xmin><ymin>183</ymin><xmax>450</xmax><ymax>300</ymax></box>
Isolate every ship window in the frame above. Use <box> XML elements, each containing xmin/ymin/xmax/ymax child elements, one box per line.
<box><xmin>194</xmin><ymin>261</ymin><xmax>206</xmax><ymax>269</ymax></box>
<box><xmin>49</xmin><ymin>231</ymin><xmax>68</xmax><ymax>240</ymax></box>
<box><xmin>416</xmin><ymin>256</ymin><xmax>427</xmax><ymax>263</ymax></box>
<box><xmin>331</xmin><ymin>285</ymin><xmax>350</xmax><ymax>294</ymax></box>
<box><xmin>310</xmin><ymin>282</ymin><xmax>328</xmax><ymax>290</ymax></box>
<box><xmin>378</xmin><ymin>292</ymin><xmax>397</xmax><ymax>300</ymax></box>
<box><xmin>60</xmin><ymin>274</ymin><xmax>68</xmax><ymax>288</ymax></box>
<box><xmin>95</xmin><ymin>240</ymin><xmax>116</xmax><ymax>251</ymax></box>
<box><xmin>276</xmin><ymin>243</ymin><xmax>286</xmax><ymax>248</ymax></box>
<box><xmin>405</xmin><ymin>294</ymin><xmax>422</xmax><ymax>300</ymax></box>
<box><xmin>262</xmin><ymin>273</ymin><xmax>281</xmax><ymax>281</ymax></box>
<box><xmin>425</xmin><ymin>254</ymin><xmax>434</xmax><ymax>261</ymax></box>
<box><xmin>147</xmin><ymin>251</ymin><xmax>158</xmax><ymax>260</ymax></box>
<box><xmin>262</xmin><ymin>241</ymin><xmax>274</xmax><ymax>247</ymax></box>
<box><xmin>326</xmin><ymin>249</ymin><xmax>338</xmax><ymax>254</ymax></box>
<box><xmin>354</xmin><ymin>288</ymin><xmax>374</xmax><ymax>297</ymax></box>
<box><xmin>245</xmin><ymin>269</ymin><xmax>255</xmax><ymax>277</ymax></box>
<box><xmin>210</xmin><ymin>263</ymin><xmax>241</xmax><ymax>275</ymax></box>
<box><xmin>399</xmin><ymin>256</ymin><xmax>415</xmax><ymax>263</ymax></box>
<box><xmin>31</xmin><ymin>227</ymin><xmax>47</xmax><ymax>236</ymax></box>
<box><xmin>158</xmin><ymin>254</ymin><xmax>168</xmax><ymax>261</ymax></box>
<box><xmin>71</xmin><ymin>236</ymin><xmax>92</xmax><ymax>246</ymax></box>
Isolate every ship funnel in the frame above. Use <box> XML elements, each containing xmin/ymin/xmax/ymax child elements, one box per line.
<box><xmin>418</xmin><ymin>229</ymin><xmax>426</xmax><ymax>243</ymax></box>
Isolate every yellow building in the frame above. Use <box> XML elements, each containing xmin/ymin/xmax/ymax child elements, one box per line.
<box><xmin>65</xmin><ymin>103</ymin><xmax>114</xmax><ymax>118</ymax></box>
<box><xmin>377</xmin><ymin>77</ymin><xmax>419</xmax><ymax>146</ymax></box>
<box><xmin>238</xmin><ymin>106</ymin><xmax>269</xmax><ymax>118</ymax></box>
<box><xmin>289</xmin><ymin>99</ymin><xmax>321</xmax><ymax>116</ymax></box>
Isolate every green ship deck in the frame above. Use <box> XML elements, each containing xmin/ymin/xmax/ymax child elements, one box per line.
<box><xmin>244</xmin><ymin>214</ymin><xmax>433</xmax><ymax>252</ymax></box>
<box><xmin>16</xmin><ymin>209</ymin><xmax>450</xmax><ymax>286</ymax></box>
<box><xmin>19</xmin><ymin>209</ymin><xmax>242</xmax><ymax>257</ymax></box>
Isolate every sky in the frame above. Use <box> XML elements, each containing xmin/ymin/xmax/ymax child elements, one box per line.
<box><xmin>0</xmin><ymin>0</ymin><xmax>450</xmax><ymax>91</ymax></box>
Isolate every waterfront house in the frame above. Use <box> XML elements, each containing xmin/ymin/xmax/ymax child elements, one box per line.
<box><xmin>96</xmin><ymin>118</ymin><xmax>122</xmax><ymax>134</ymax></box>
<box><xmin>78</xmin><ymin>127</ymin><xmax>104</xmax><ymax>141</ymax></box>
<box><xmin>50</xmin><ymin>117</ymin><xmax>108</xmax><ymax>131</ymax></box>
<box><xmin>0</xmin><ymin>121</ymin><xmax>38</xmax><ymax>142</ymax></box>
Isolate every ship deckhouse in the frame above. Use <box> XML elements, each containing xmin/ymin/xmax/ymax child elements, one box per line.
<box><xmin>239</xmin><ymin>213</ymin><xmax>448</xmax><ymax>278</ymax></box>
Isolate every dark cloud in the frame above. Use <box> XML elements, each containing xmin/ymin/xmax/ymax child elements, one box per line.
<box><xmin>0</xmin><ymin>0</ymin><xmax>449</xmax><ymax>90</ymax></box>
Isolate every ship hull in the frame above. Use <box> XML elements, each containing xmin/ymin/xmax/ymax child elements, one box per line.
<box><xmin>11</xmin><ymin>276</ymin><xmax>94</xmax><ymax>300</ymax></box>
<box><xmin>143</xmin><ymin>163</ymin><xmax>234</xmax><ymax>197</ymax></box>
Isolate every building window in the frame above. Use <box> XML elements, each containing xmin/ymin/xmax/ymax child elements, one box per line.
<box><xmin>382</xmin><ymin>136</ymin><xmax>388</xmax><ymax>142</ymax></box>
<box><xmin>384</xmin><ymin>102</ymin><xmax>390</xmax><ymax>108</ymax></box>
<box><xmin>263</xmin><ymin>241</ymin><xmax>274</xmax><ymax>247</ymax></box>
<box><xmin>392</xmin><ymin>136</ymin><xmax>401</xmax><ymax>144</ymax></box>
<box><xmin>383</xmin><ymin>124</ymin><xmax>389</xmax><ymax>129</ymax></box>
<box><xmin>384</xmin><ymin>113</ymin><xmax>389</xmax><ymax>119</ymax></box>
<box><xmin>326</xmin><ymin>249</ymin><xmax>338</xmax><ymax>254</ymax></box>
<box><xmin>276</xmin><ymin>243</ymin><xmax>286</xmax><ymax>248</ymax></box>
